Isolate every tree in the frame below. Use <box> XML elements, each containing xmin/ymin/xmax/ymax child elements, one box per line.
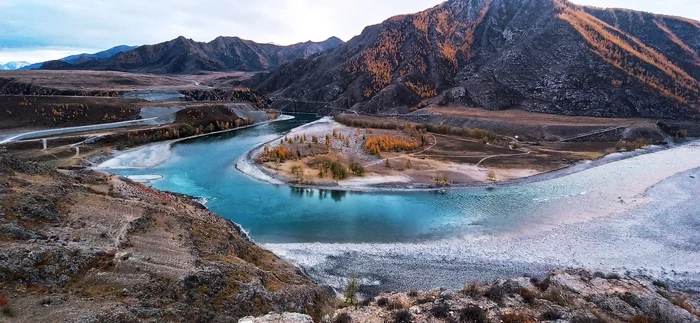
<box><xmin>385</xmin><ymin>158</ymin><xmax>391</xmax><ymax>168</ymax></box>
<box><xmin>487</xmin><ymin>170</ymin><xmax>497</xmax><ymax>182</ymax></box>
<box><xmin>406</xmin><ymin>159</ymin><xmax>412</xmax><ymax>169</ymax></box>
<box><xmin>344</xmin><ymin>275</ymin><xmax>358</xmax><ymax>305</ymax></box>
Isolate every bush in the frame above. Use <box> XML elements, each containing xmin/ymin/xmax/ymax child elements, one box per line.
<box><xmin>459</xmin><ymin>305</ymin><xmax>488</xmax><ymax>323</ymax></box>
<box><xmin>349</xmin><ymin>161</ymin><xmax>365</xmax><ymax>176</ymax></box>
<box><xmin>344</xmin><ymin>276</ymin><xmax>358</xmax><ymax>305</ymax></box>
<box><xmin>461</xmin><ymin>283</ymin><xmax>480</xmax><ymax>298</ymax></box>
<box><xmin>530</xmin><ymin>277</ymin><xmax>550</xmax><ymax>292</ymax></box>
<box><xmin>485</xmin><ymin>285</ymin><xmax>505</xmax><ymax>303</ymax></box>
<box><xmin>517</xmin><ymin>288</ymin><xmax>537</xmax><ymax>304</ymax></box>
<box><xmin>388</xmin><ymin>299</ymin><xmax>410</xmax><ymax>310</ymax></box>
<box><xmin>393</xmin><ymin>309</ymin><xmax>413</xmax><ymax>323</ymax></box>
<box><xmin>430</xmin><ymin>303</ymin><xmax>450</xmax><ymax>318</ymax></box>
<box><xmin>652</xmin><ymin>280</ymin><xmax>668</xmax><ymax>289</ymax></box>
<box><xmin>333</xmin><ymin>313</ymin><xmax>353</xmax><ymax>323</ymax></box>
<box><xmin>330</xmin><ymin>160</ymin><xmax>348</xmax><ymax>179</ymax></box>
<box><xmin>376</xmin><ymin>297</ymin><xmax>389</xmax><ymax>307</ymax></box>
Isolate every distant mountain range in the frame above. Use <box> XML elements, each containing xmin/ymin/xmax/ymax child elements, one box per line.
<box><xmin>40</xmin><ymin>36</ymin><xmax>344</xmax><ymax>74</ymax></box>
<box><xmin>19</xmin><ymin>45</ymin><xmax>139</xmax><ymax>70</ymax></box>
<box><xmin>247</xmin><ymin>0</ymin><xmax>700</xmax><ymax>120</ymax></box>
<box><xmin>0</xmin><ymin>61</ymin><xmax>31</xmax><ymax>70</ymax></box>
<box><xmin>17</xmin><ymin>0</ymin><xmax>700</xmax><ymax>120</ymax></box>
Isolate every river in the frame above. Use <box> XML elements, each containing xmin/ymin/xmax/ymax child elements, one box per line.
<box><xmin>98</xmin><ymin>114</ymin><xmax>700</xmax><ymax>294</ymax></box>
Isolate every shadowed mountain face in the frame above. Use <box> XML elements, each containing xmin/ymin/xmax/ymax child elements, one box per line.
<box><xmin>40</xmin><ymin>36</ymin><xmax>344</xmax><ymax>74</ymax></box>
<box><xmin>249</xmin><ymin>0</ymin><xmax>700</xmax><ymax>120</ymax></box>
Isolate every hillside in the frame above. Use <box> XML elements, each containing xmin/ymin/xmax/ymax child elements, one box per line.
<box><xmin>40</xmin><ymin>36</ymin><xmax>344</xmax><ymax>74</ymax></box>
<box><xmin>0</xmin><ymin>152</ymin><xmax>332</xmax><ymax>321</ymax></box>
<box><xmin>248</xmin><ymin>0</ymin><xmax>700</xmax><ymax>120</ymax></box>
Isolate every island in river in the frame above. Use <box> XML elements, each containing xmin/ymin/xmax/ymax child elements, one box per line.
<box><xmin>249</xmin><ymin>111</ymin><xmax>665</xmax><ymax>190</ymax></box>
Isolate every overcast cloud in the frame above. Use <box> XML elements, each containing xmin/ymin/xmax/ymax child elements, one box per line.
<box><xmin>0</xmin><ymin>0</ymin><xmax>698</xmax><ymax>63</ymax></box>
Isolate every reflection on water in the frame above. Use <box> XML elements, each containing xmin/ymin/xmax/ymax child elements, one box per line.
<box><xmin>290</xmin><ymin>188</ymin><xmax>348</xmax><ymax>202</ymax></box>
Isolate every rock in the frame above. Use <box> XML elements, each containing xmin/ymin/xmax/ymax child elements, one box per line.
<box><xmin>121</xmin><ymin>289</ymin><xmax>130</xmax><ymax>297</ymax></box>
<box><xmin>237</xmin><ymin>313</ymin><xmax>313</xmax><ymax>323</ymax></box>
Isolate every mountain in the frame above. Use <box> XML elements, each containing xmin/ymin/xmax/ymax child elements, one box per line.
<box><xmin>248</xmin><ymin>0</ymin><xmax>700</xmax><ymax>120</ymax></box>
<box><xmin>40</xmin><ymin>36</ymin><xmax>344</xmax><ymax>74</ymax></box>
<box><xmin>0</xmin><ymin>61</ymin><xmax>31</xmax><ymax>70</ymax></box>
<box><xmin>60</xmin><ymin>45</ymin><xmax>139</xmax><ymax>64</ymax></box>
<box><xmin>20</xmin><ymin>45</ymin><xmax>138</xmax><ymax>70</ymax></box>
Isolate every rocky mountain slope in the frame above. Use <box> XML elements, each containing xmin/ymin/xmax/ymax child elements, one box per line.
<box><xmin>20</xmin><ymin>45</ymin><xmax>139</xmax><ymax>71</ymax></box>
<box><xmin>328</xmin><ymin>269</ymin><xmax>700</xmax><ymax>323</ymax></box>
<box><xmin>0</xmin><ymin>153</ymin><xmax>332</xmax><ymax>322</ymax></box>
<box><xmin>40</xmin><ymin>36</ymin><xmax>344</xmax><ymax>74</ymax></box>
<box><xmin>249</xmin><ymin>0</ymin><xmax>700</xmax><ymax>120</ymax></box>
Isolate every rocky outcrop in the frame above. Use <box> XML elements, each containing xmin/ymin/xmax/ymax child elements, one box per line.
<box><xmin>333</xmin><ymin>269</ymin><xmax>700</xmax><ymax>323</ymax></box>
<box><xmin>40</xmin><ymin>36</ymin><xmax>344</xmax><ymax>74</ymax></box>
<box><xmin>249</xmin><ymin>0</ymin><xmax>700</xmax><ymax>120</ymax></box>
<box><xmin>0</xmin><ymin>153</ymin><xmax>332</xmax><ymax>322</ymax></box>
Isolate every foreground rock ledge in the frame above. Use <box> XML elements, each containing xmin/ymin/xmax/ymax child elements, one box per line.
<box><xmin>0</xmin><ymin>153</ymin><xmax>332</xmax><ymax>322</ymax></box>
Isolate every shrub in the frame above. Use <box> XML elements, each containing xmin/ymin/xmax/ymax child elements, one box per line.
<box><xmin>430</xmin><ymin>303</ymin><xmax>450</xmax><ymax>318</ymax></box>
<box><xmin>330</xmin><ymin>160</ymin><xmax>348</xmax><ymax>179</ymax></box>
<box><xmin>344</xmin><ymin>276</ymin><xmax>358</xmax><ymax>305</ymax></box>
<box><xmin>606</xmin><ymin>273</ymin><xmax>621</xmax><ymax>280</ymax></box>
<box><xmin>461</xmin><ymin>283</ymin><xmax>480</xmax><ymax>298</ymax></box>
<box><xmin>518</xmin><ymin>288</ymin><xmax>537</xmax><ymax>304</ymax></box>
<box><xmin>459</xmin><ymin>305</ymin><xmax>488</xmax><ymax>323</ymax></box>
<box><xmin>349</xmin><ymin>161</ymin><xmax>365</xmax><ymax>176</ymax></box>
<box><xmin>543</xmin><ymin>286</ymin><xmax>572</xmax><ymax>307</ymax></box>
<box><xmin>334</xmin><ymin>313</ymin><xmax>353</xmax><ymax>323</ymax></box>
<box><xmin>393</xmin><ymin>310</ymin><xmax>413</xmax><ymax>323</ymax></box>
<box><xmin>416</xmin><ymin>296</ymin><xmax>435</xmax><ymax>304</ymax></box>
<box><xmin>652</xmin><ymin>280</ymin><xmax>668</xmax><ymax>289</ymax></box>
<box><xmin>359</xmin><ymin>298</ymin><xmax>373</xmax><ymax>306</ymax></box>
<box><xmin>485</xmin><ymin>285</ymin><xmax>505</xmax><ymax>303</ymax></box>
<box><xmin>530</xmin><ymin>277</ymin><xmax>550</xmax><ymax>292</ymax></box>
<box><xmin>388</xmin><ymin>299</ymin><xmax>410</xmax><ymax>310</ymax></box>
<box><xmin>376</xmin><ymin>297</ymin><xmax>389</xmax><ymax>307</ymax></box>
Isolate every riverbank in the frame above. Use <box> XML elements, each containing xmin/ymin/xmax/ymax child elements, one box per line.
<box><xmin>93</xmin><ymin>115</ymin><xmax>295</xmax><ymax>170</ymax></box>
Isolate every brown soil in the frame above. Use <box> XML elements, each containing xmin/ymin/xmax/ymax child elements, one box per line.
<box><xmin>0</xmin><ymin>70</ymin><xmax>257</xmax><ymax>92</ymax></box>
<box><xmin>0</xmin><ymin>96</ymin><xmax>142</xmax><ymax>130</ymax></box>
<box><xmin>424</xmin><ymin>106</ymin><xmax>646</xmax><ymax>126</ymax></box>
<box><xmin>0</xmin><ymin>153</ymin><xmax>332</xmax><ymax>322</ymax></box>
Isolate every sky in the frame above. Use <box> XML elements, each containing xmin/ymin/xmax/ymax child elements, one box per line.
<box><xmin>0</xmin><ymin>0</ymin><xmax>698</xmax><ymax>64</ymax></box>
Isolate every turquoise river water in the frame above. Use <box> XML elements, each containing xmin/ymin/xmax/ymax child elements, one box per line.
<box><xmin>99</xmin><ymin>115</ymin><xmax>700</xmax><ymax>292</ymax></box>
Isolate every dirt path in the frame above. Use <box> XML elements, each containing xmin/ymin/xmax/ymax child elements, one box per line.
<box><xmin>475</xmin><ymin>151</ymin><xmax>532</xmax><ymax>167</ymax></box>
